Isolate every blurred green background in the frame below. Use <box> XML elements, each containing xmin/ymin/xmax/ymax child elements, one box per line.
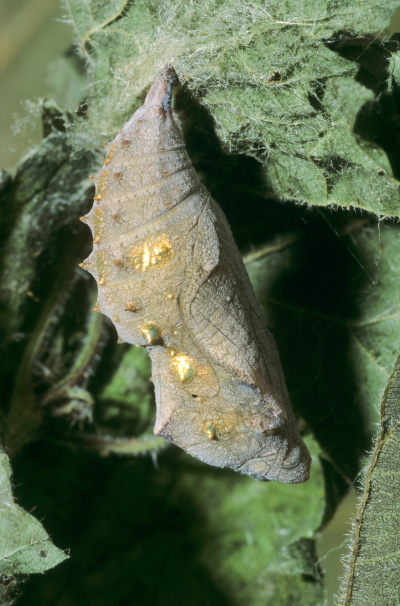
<box><xmin>0</xmin><ymin>0</ymin><xmax>72</xmax><ymax>171</ymax></box>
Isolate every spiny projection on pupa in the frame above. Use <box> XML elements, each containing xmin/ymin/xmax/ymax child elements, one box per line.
<box><xmin>80</xmin><ymin>66</ymin><xmax>311</xmax><ymax>482</ymax></box>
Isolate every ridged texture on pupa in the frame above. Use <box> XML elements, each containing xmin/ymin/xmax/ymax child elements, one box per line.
<box><xmin>81</xmin><ymin>67</ymin><xmax>311</xmax><ymax>482</ymax></box>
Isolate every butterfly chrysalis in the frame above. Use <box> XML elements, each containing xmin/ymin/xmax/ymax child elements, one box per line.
<box><xmin>80</xmin><ymin>67</ymin><xmax>311</xmax><ymax>482</ymax></box>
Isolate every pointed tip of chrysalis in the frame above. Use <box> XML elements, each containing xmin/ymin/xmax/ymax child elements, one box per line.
<box><xmin>144</xmin><ymin>66</ymin><xmax>178</xmax><ymax>111</ymax></box>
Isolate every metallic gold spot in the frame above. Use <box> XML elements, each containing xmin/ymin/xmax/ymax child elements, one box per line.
<box><xmin>93</xmin><ymin>195</ymin><xmax>102</xmax><ymax>201</ymax></box>
<box><xmin>166</xmin><ymin>292</ymin><xmax>174</xmax><ymax>300</ymax></box>
<box><xmin>103</xmin><ymin>160</ymin><xmax>110</xmax><ymax>165</ymax></box>
<box><xmin>129</xmin><ymin>236</ymin><xmax>173</xmax><ymax>272</ymax></box>
<box><xmin>93</xmin><ymin>305</ymin><xmax>99</xmax><ymax>312</ymax></box>
<box><xmin>88</xmin><ymin>174</ymin><xmax>96</xmax><ymax>181</ymax></box>
<box><xmin>78</xmin><ymin>261</ymin><xmax>88</xmax><ymax>269</ymax></box>
<box><xmin>93</xmin><ymin>237</ymin><xmax>100</xmax><ymax>244</ymax></box>
<box><xmin>120</xmin><ymin>139</ymin><xmax>130</xmax><ymax>147</ymax></box>
<box><xmin>95</xmin><ymin>169</ymin><xmax>109</xmax><ymax>196</ymax></box>
<box><xmin>206</xmin><ymin>425</ymin><xmax>218</xmax><ymax>440</ymax></box>
<box><xmin>170</xmin><ymin>354</ymin><xmax>195</xmax><ymax>383</ymax></box>
<box><xmin>125</xmin><ymin>302</ymin><xmax>138</xmax><ymax>312</ymax></box>
<box><xmin>139</xmin><ymin>322</ymin><xmax>161</xmax><ymax>344</ymax></box>
<box><xmin>80</xmin><ymin>216</ymin><xmax>88</xmax><ymax>223</ymax></box>
<box><xmin>114</xmin><ymin>259</ymin><xmax>124</xmax><ymax>267</ymax></box>
<box><xmin>94</xmin><ymin>250</ymin><xmax>107</xmax><ymax>287</ymax></box>
<box><xmin>112</xmin><ymin>315</ymin><xmax>119</xmax><ymax>322</ymax></box>
<box><xmin>93</xmin><ymin>207</ymin><xmax>105</xmax><ymax>241</ymax></box>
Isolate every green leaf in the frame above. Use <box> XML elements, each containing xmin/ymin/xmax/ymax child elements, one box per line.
<box><xmin>67</xmin><ymin>0</ymin><xmax>400</xmax><ymax>216</ymax></box>
<box><xmin>8</xmin><ymin>434</ymin><xmax>323</xmax><ymax>605</ymax></box>
<box><xmin>176</xmin><ymin>435</ymin><xmax>325</xmax><ymax>606</ymax></box>
<box><xmin>245</xmin><ymin>219</ymin><xmax>400</xmax><ymax>484</ymax></box>
<box><xmin>267</xmin><ymin>538</ymin><xmax>323</xmax><ymax>604</ymax></box>
<box><xmin>339</xmin><ymin>355</ymin><xmax>400</xmax><ymax>605</ymax></box>
<box><xmin>0</xmin><ymin>451</ymin><xmax>67</xmax><ymax>575</ymax></box>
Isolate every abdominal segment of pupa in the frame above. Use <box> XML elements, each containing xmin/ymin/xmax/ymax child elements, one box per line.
<box><xmin>80</xmin><ymin>66</ymin><xmax>311</xmax><ymax>483</ymax></box>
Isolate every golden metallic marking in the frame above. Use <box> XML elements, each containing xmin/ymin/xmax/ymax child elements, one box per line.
<box><xmin>166</xmin><ymin>292</ymin><xmax>174</xmax><ymax>300</ymax></box>
<box><xmin>93</xmin><ymin>237</ymin><xmax>100</xmax><ymax>244</ymax></box>
<box><xmin>125</xmin><ymin>302</ymin><xmax>138</xmax><ymax>312</ymax></box>
<box><xmin>80</xmin><ymin>216</ymin><xmax>88</xmax><ymax>223</ymax></box>
<box><xmin>120</xmin><ymin>139</ymin><xmax>130</xmax><ymax>147</ymax></box>
<box><xmin>112</xmin><ymin>315</ymin><xmax>119</xmax><ymax>322</ymax></box>
<box><xmin>93</xmin><ymin>207</ymin><xmax>105</xmax><ymax>241</ymax></box>
<box><xmin>114</xmin><ymin>258</ymin><xmax>124</xmax><ymax>266</ymax></box>
<box><xmin>78</xmin><ymin>262</ymin><xmax>88</xmax><ymax>269</ymax></box>
<box><xmin>93</xmin><ymin>195</ymin><xmax>102</xmax><ymax>201</ymax></box>
<box><xmin>130</xmin><ymin>236</ymin><xmax>173</xmax><ymax>272</ymax></box>
<box><xmin>88</xmin><ymin>174</ymin><xmax>96</xmax><ymax>181</ymax></box>
<box><xmin>98</xmin><ymin>278</ymin><xmax>105</xmax><ymax>286</ymax></box>
<box><xmin>103</xmin><ymin>160</ymin><xmax>110</xmax><ymax>165</ymax></box>
<box><xmin>139</xmin><ymin>322</ymin><xmax>162</xmax><ymax>344</ymax></box>
<box><xmin>206</xmin><ymin>425</ymin><xmax>218</xmax><ymax>440</ymax></box>
<box><xmin>93</xmin><ymin>305</ymin><xmax>99</xmax><ymax>312</ymax></box>
<box><xmin>170</xmin><ymin>354</ymin><xmax>195</xmax><ymax>383</ymax></box>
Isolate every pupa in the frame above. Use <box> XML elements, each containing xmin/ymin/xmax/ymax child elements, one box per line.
<box><xmin>80</xmin><ymin>66</ymin><xmax>311</xmax><ymax>482</ymax></box>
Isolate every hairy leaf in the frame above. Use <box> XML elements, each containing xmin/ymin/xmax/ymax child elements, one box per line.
<box><xmin>0</xmin><ymin>451</ymin><xmax>67</xmax><ymax>575</ymax></box>
<box><xmin>339</xmin><ymin>355</ymin><xmax>400</xmax><ymax>606</ymax></box>
<box><xmin>67</xmin><ymin>0</ymin><xmax>400</xmax><ymax>216</ymax></box>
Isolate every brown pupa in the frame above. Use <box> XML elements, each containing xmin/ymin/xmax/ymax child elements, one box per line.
<box><xmin>80</xmin><ymin>67</ymin><xmax>311</xmax><ymax>482</ymax></box>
